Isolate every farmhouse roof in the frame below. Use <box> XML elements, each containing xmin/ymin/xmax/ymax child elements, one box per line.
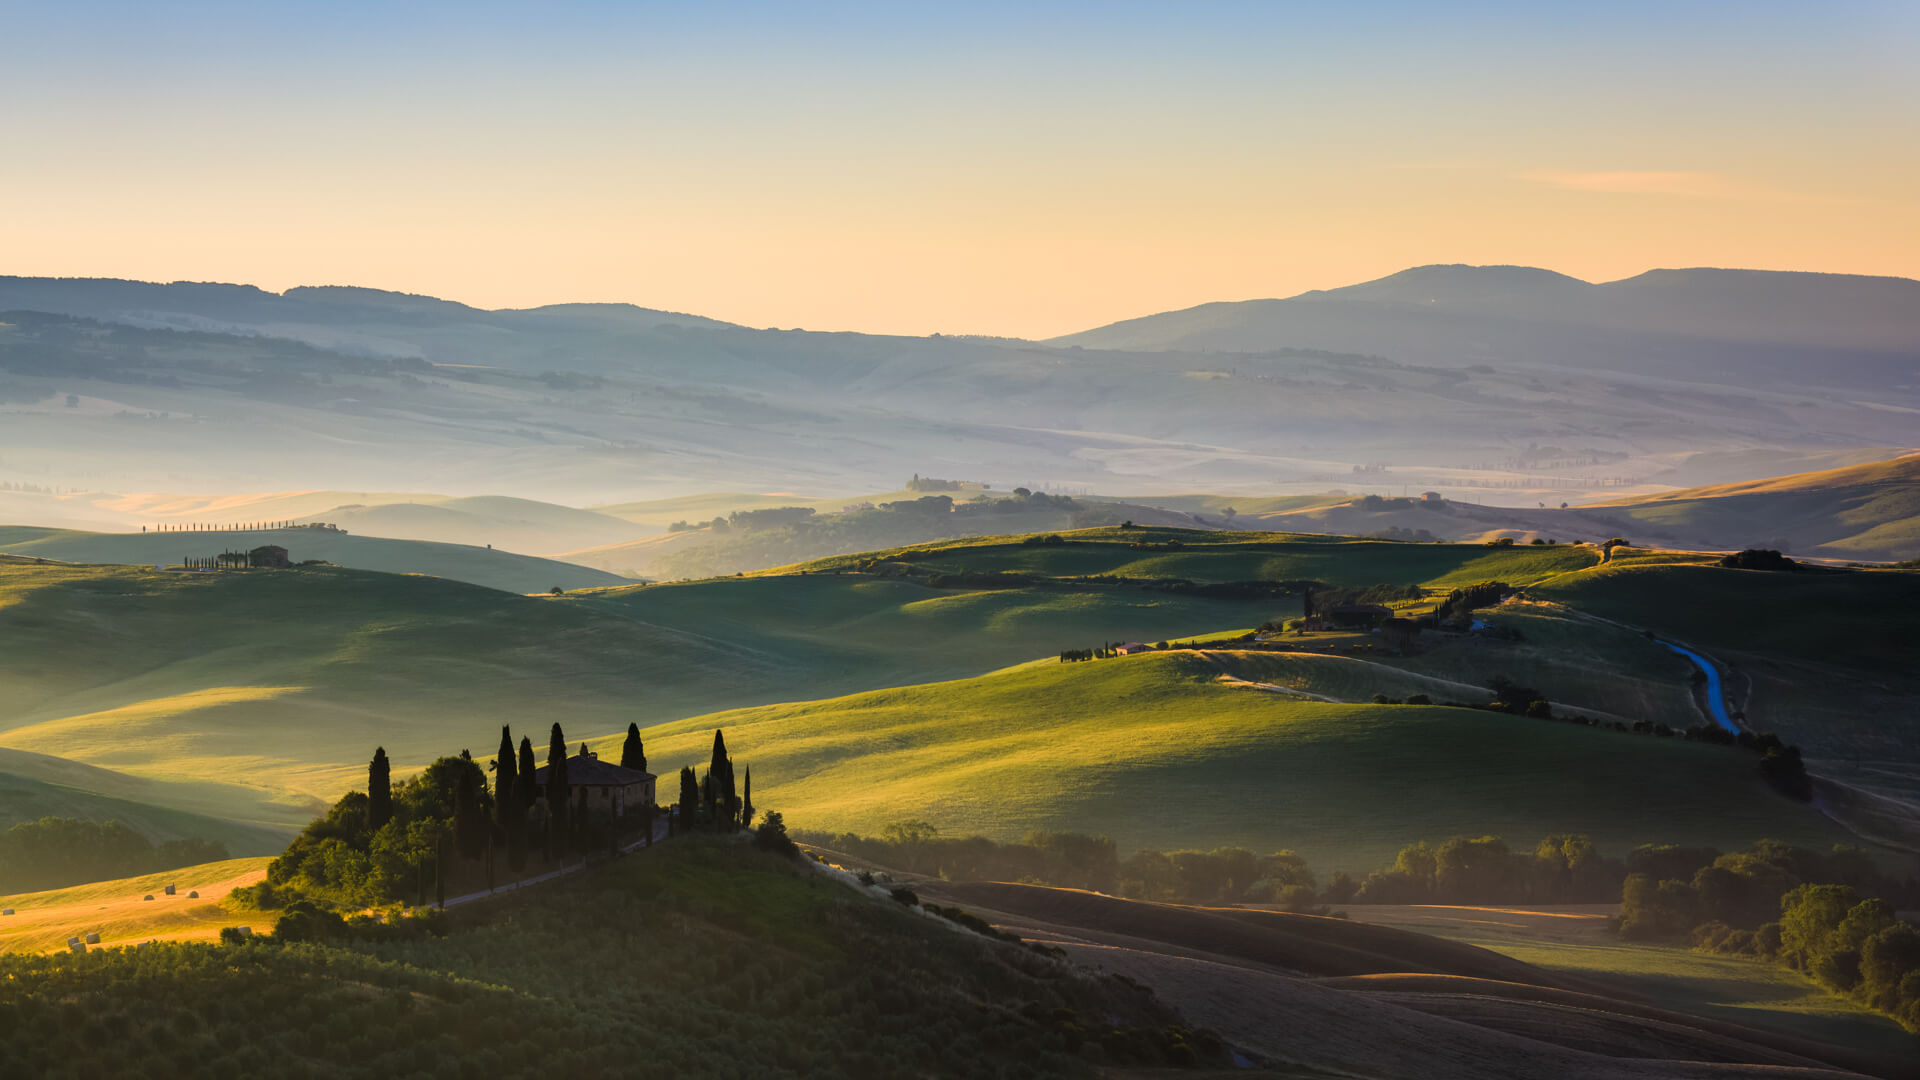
<box><xmin>531</xmin><ymin>752</ymin><xmax>654</xmax><ymax>787</ymax></box>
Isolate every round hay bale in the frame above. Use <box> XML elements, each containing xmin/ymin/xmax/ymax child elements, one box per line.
<box><xmin>143</xmin><ymin>894</ymin><xmax>154</xmax><ymax>901</ymax></box>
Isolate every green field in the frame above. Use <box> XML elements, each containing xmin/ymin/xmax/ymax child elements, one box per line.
<box><xmin>5</xmin><ymin>530</ymin><xmax>1907</xmax><ymax>881</ymax></box>
<box><xmin>0</xmin><ymin>559</ymin><xmax>1279</xmax><ymax>821</ymax></box>
<box><xmin>0</xmin><ymin>525</ymin><xmax>628</xmax><ymax>594</ymax></box>
<box><xmin>616</xmin><ymin>650</ymin><xmax>1860</xmax><ymax>875</ymax></box>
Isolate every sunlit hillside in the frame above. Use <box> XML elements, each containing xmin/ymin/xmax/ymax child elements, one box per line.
<box><xmin>624</xmin><ymin>650</ymin><xmax>1858</xmax><ymax>874</ymax></box>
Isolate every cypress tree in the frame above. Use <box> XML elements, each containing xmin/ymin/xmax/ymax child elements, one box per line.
<box><xmin>497</xmin><ymin>726</ymin><xmax>526</xmax><ymax>872</ymax></box>
<box><xmin>454</xmin><ymin>753</ymin><xmax>484</xmax><ymax>860</ymax></box>
<box><xmin>494</xmin><ymin>726</ymin><xmax>516</xmax><ymax>822</ymax></box>
<box><xmin>679</xmin><ymin>766</ymin><xmax>699</xmax><ymax>829</ymax></box>
<box><xmin>368</xmin><ymin>747</ymin><xmax>392</xmax><ymax>832</ymax></box>
<box><xmin>547</xmin><ymin>723</ymin><xmax>570</xmax><ymax>855</ymax></box>
<box><xmin>621</xmin><ymin>722</ymin><xmax>646</xmax><ymax>772</ymax></box>
<box><xmin>741</xmin><ymin>766</ymin><xmax>753</xmax><ymax>830</ymax></box>
<box><xmin>709</xmin><ymin>729</ymin><xmax>738</xmax><ymax>829</ymax></box>
<box><xmin>518</xmin><ymin>736</ymin><xmax>537</xmax><ymax>810</ymax></box>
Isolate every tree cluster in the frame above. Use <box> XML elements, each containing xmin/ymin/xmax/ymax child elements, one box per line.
<box><xmin>1616</xmin><ymin>839</ymin><xmax>1920</xmax><ymax>1031</ymax></box>
<box><xmin>675</xmin><ymin>729</ymin><xmax>751</xmax><ymax>833</ymax></box>
<box><xmin>1341</xmin><ymin>834</ymin><xmax>1622</xmax><ymax>906</ymax></box>
<box><xmin>1719</xmin><ymin>548</ymin><xmax>1801</xmax><ymax>572</ymax></box>
<box><xmin>0</xmin><ymin>818</ymin><xmax>229</xmax><ymax>894</ymax></box>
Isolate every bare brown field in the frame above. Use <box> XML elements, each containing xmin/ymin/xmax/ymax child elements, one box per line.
<box><xmin>916</xmin><ymin>881</ymin><xmax>1915</xmax><ymax>1080</ymax></box>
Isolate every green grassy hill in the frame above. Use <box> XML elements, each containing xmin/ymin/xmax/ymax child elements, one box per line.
<box><xmin>1532</xmin><ymin>559</ymin><xmax>1920</xmax><ymax>828</ymax></box>
<box><xmin>616</xmin><ymin>650</ymin><xmax>1858</xmax><ymax>874</ymax></box>
<box><xmin>0</xmin><ymin>525</ymin><xmax>629</xmax><ymax>594</ymax></box>
<box><xmin>0</xmin><ymin>558</ymin><xmax>1279</xmax><ymax>818</ymax></box>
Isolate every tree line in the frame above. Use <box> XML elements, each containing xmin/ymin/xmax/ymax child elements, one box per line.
<box><xmin>0</xmin><ymin>818</ymin><xmax>229</xmax><ymax>894</ymax></box>
<box><xmin>1616</xmin><ymin>839</ymin><xmax>1920</xmax><ymax>1032</ymax></box>
<box><xmin>797</xmin><ymin>824</ymin><xmax>1323</xmax><ymax>912</ymax></box>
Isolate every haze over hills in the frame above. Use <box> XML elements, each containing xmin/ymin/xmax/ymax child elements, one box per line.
<box><xmin>5</xmin><ymin>268</ymin><xmax>1919</xmax><ymax>508</ymax></box>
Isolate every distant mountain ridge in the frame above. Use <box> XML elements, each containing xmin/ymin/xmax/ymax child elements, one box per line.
<box><xmin>1055</xmin><ymin>264</ymin><xmax>1920</xmax><ymax>362</ymax></box>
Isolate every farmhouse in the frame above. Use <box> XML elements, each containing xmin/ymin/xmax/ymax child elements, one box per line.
<box><xmin>248</xmin><ymin>545</ymin><xmax>290</xmax><ymax>568</ymax></box>
<box><xmin>1115</xmin><ymin>642</ymin><xmax>1151</xmax><ymax>655</ymax></box>
<box><xmin>532</xmin><ymin>747</ymin><xmax>656</xmax><ymax>822</ymax></box>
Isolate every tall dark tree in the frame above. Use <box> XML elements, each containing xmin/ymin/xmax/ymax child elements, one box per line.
<box><xmin>454</xmin><ymin>750</ymin><xmax>485</xmax><ymax>860</ymax></box>
<box><xmin>741</xmin><ymin>765</ymin><xmax>753</xmax><ymax>830</ymax></box>
<box><xmin>494</xmin><ymin>726</ymin><xmax>517</xmax><ymax>822</ymax></box>
<box><xmin>547</xmin><ymin>723</ymin><xmax>570</xmax><ymax>854</ymax></box>
<box><xmin>710</xmin><ymin>729</ymin><xmax>738</xmax><ymax>829</ymax></box>
<box><xmin>518</xmin><ymin>736</ymin><xmax>537</xmax><ymax>810</ymax></box>
<box><xmin>678</xmin><ymin>766</ymin><xmax>699</xmax><ymax>830</ymax></box>
<box><xmin>368</xmin><ymin>747</ymin><xmax>392</xmax><ymax>832</ymax></box>
<box><xmin>496</xmin><ymin>726</ymin><xmax>526</xmax><ymax>872</ymax></box>
<box><xmin>621</xmin><ymin>722</ymin><xmax>646</xmax><ymax>772</ymax></box>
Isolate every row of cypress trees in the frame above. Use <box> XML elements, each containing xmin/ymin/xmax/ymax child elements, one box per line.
<box><xmin>365</xmin><ymin>719</ymin><xmax>742</xmax><ymax>878</ymax></box>
<box><xmin>675</xmin><ymin>729</ymin><xmax>752</xmax><ymax>832</ymax></box>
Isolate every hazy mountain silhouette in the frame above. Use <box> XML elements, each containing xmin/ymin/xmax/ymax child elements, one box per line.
<box><xmin>1052</xmin><ymin>265</ymin><xmax>1920</xmax><ymax>384</ymax></box>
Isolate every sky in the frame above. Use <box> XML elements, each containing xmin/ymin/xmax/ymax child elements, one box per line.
<box><xmin>3</xmin><ymin>1</ymin><xmax>1916</xmax><ymax>338</ymax></box>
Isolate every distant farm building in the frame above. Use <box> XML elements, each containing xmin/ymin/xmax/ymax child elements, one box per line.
<box><xmin>532</xmin><ymin>748</ymin><xmax>656</xmax><ymax>824</ymax></box>
<box><xmin>249</xmin><ymin>545</ymin><xmax>291</xmax><ymax>568</ymax></box>
<box><xmin>1115</xmin><ymin>642</ymin><xmax>1151</xmax><ymax>655</ymax></box>
<box><xmin>1420</xmin><ymin>491</ymin><xmax>1443</xmax><ymax>503</ymax></box>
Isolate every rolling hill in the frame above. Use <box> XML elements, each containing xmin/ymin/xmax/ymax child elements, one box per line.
<box><xmin>0</xmin><ymin>525</ymin><xmax>628</xmax><ymax>594</ymax></box>
<box><xmin>616</xmin><ymin>649</ymin><xmax>1860</xmax><ymax>875</ymax></box>
<box><xmin>0</xmin><ymin>551</ymin><xmax>1292</xmax><ymax>817</ymax></box>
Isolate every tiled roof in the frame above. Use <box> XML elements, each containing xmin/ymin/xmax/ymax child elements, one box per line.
<box><xmin>531</xmin><ymin>753</ymin><xmax>654</xmax><ymax>787</ymax></box>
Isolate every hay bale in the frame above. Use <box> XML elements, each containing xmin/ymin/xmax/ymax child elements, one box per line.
<box><xmin>187</xmin><ymin>891</ymin><xmax>199</xmax><ymax>899</ymax></box>
<box><xmin>143</xmin><ymin>894</ymin><xmax>154</xmax><ymax>901</ymax></box>
<box><xmin>67</xmin><ymin>936</ymin><xmax>79</xmax><ymax>947</ymax></box>
<box><xmin>70</xmin><ymin>941</ymin><xmax>85</xmax><ymax>953</ymax></box>
<box><xmin>84</xmin><ymin>932</ymin><xmax>100</xmax><ymax>944</ymax></box>
<box><xmin>1</xmin><ymin>908</ymin><xmax>13</xmax><ymax>916</ymax></box>
<box><xmin>236</xmin><ymin>926</ymin><xmax>252</xmax><ymax>937</ymax></box>
<box><xmin>164</xmin><ymin>884</ymin><xmax>176</xmax><ymax>896</ymax></box>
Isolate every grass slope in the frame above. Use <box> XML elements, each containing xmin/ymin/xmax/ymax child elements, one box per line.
<box><xmin>620</xmin><ymin>650</ymin><xmax>1860</xmax><ymax>874</ymax></box>
<box><xmin>0</xmin><ymin>560</ymin><xmax>1276</xmax><ymax>818</ymax></box>
<box><xmin>0</xmin><ymin>772</ymin><xmax>288</xmax><ymax>856</ymax></box>
<box><xmin>0</xmin><ymin>525</ymin><xmax>628</xmax><ymax>594</ymax></box>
